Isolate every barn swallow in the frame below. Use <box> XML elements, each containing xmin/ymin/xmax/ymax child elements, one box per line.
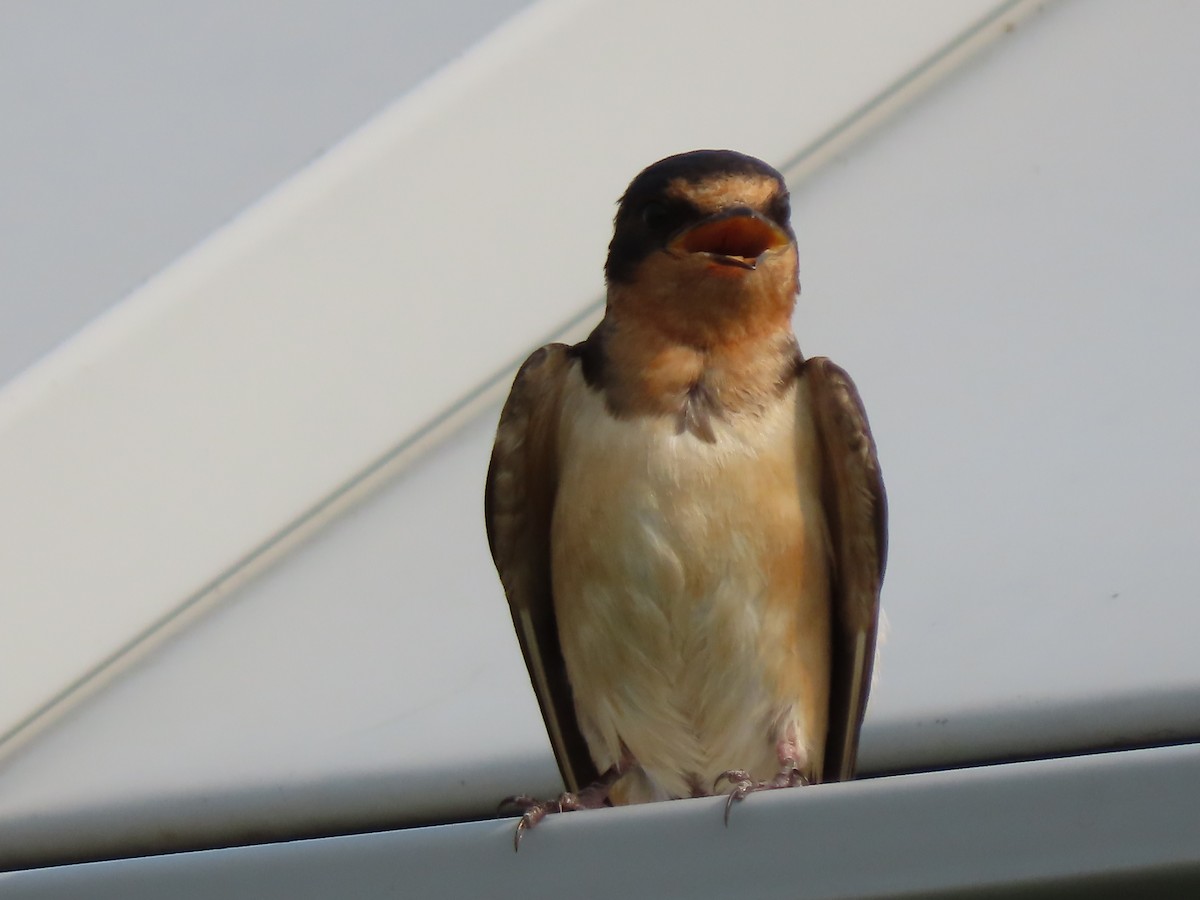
<box><xmin>486</xmin><ymin>150</ymin><xmax>886</xmax><ymax>846</ymax></box>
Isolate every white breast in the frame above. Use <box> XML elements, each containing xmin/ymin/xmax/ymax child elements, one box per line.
<box><xmin>550</xmin><ymin>367</ymin><xmax>830</xmax><ymax>801</ymax></box>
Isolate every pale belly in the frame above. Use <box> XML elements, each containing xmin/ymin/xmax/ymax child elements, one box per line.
<box><xmin>550</xmin><ymin>373</ymin><xmax>831</xmax><ymax>802</ymax></box>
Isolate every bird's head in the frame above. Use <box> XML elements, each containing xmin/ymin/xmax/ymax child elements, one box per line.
<box><xmin>604</xmin><ymin>150</ymin><xmax>798</xmax><ymax>347</ymax></box>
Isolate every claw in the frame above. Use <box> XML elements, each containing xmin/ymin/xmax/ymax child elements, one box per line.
<box><xmin>510</xmin><ymin>797</ymin><xmax>562</xmax><ymax>851</ymax></box>
<box><xmin>502</xmin><ymin>760</ymin><xmax>629</xmax><ymax>851</ymax></box>
<box><xmin>716</xmin><ymin>761</ymin><xmax>810</xmax><ymax>826</ymax></box>
<box><xmin>514</xmin><ymin>812</ymin><xmax>533</xmax><ymax>851</ymax></box>
<box><xmin>723</xmin><ymin>781</ymin><xmax>753</xmax><ymax>826</ymax></box>
<box><xmin>713</xmin><ymin>769</ymin><xmax>751</xmax><ymax>793</ymax></box>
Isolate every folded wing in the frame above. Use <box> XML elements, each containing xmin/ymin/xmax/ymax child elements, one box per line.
<box><xmin>801</xmin><ymin>356</ymin><xmax>888</xmax><ymax>782</ymax></box>
<box><xmin>485</xmin><ymin>344</ymin><xmax>597</xmax><ymax>793</ymax></box>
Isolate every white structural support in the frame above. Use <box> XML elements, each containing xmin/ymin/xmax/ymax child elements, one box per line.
<box><xmin>2</xmin><ymin>744</ymin><xmax>1198</xmax><ymax>898</ymax></box>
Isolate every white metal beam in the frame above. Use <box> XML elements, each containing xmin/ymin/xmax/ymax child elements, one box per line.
<box><xmin>3</xmin><ymin>743</ymin><xmax>1197</xmax><ymax>896</ymax></box>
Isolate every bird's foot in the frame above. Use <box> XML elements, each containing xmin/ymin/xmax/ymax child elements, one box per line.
<box><xmin>714</xmin><ymin>761</ymin><xmax>809</xmax><ymax>825</ymax></box>
<box><xmin>500</xmin><ymin>762</ymin><xmax>626</xmax><ymax>851</ymax></box>
<box><xmin>499</xmin><ymin>791</ymin><xmax>600</xmax><ymax>851</ymax></box>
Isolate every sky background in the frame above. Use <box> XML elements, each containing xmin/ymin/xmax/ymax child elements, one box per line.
<box><xmin>0</xmin><ymin>0</ymin><xmax>533</xmax><ymax>387</ymax></box>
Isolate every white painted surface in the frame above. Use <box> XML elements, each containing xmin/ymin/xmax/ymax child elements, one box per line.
<box><xmin>0</xmin><ymin>408</ymin><xmax>545</xmax><ymax>866</ymax></box>
<box><xmin>6</xmin><ymin>0</ymin><xmax>1200</xmax><ymax>877</ymax></box>
<box><xmin>3</xmin><ymin>744</ymin><xmax>1199</xmax><ymax>897</ymax></box>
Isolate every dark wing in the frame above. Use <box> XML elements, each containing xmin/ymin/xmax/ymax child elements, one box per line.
<box><xmin>801</xmin><ymin>356</ymin><xmax>888</xmax><ymax>783</ymax></box>
<box><xmin>484</xmin><ymin>343</ymin><xmax>598</xmax><ymax>793</ymax></box>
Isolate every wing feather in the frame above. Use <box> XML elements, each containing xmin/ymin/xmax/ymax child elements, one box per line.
<box><xmin>801</xmin><ymin>356</ymin><xmax>888</xmax><ymax>782</ymax></box>
<box><xmin>484</xmin><ymin>344</ymin><xmax>597</xmax><ymax>793</ymax></box>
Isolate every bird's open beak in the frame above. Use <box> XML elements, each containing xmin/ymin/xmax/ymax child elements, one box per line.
<box><xmin>668</xmin><ymin>208</ymin><xmax>792</xmax><ymax>271</ymax></box>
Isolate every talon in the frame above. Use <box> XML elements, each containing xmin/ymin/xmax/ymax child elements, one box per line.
<box><xmin>716</xmin><ymin>760</ymin><xmax>812</xmax><ymax>826</ymax></box>
<box><xmin>723</xmin><ymin>788</ymin><xmax>740</xmax><ymax>827</ymax></box>
<box><xmin>713</xmin><ymin>769</ymin><xmax>751</xmax><ymax>793</ymax></box>
<box><xmin>513</xmin><ymin>803</ymin><xmax>551</xmax><ymax>852</ymax></box>
<box><xmin>722</xmin><ymin>778</ymin><xmax>755</xmax><ymax>826</ymax></box>
<box><xmin>513</xmin><ymin>816</ymin><xmax>537</xmax><ymax>854</ymax></box>
<box><xmin>502</xmin><ymin>759</ymin><xmax>630</xmax><ymax>851</ymax></box>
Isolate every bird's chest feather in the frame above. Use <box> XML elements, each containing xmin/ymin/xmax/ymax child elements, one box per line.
<box><xmin>550</xmin><ymin>369</ymin><xmax>830</xmax><ymax>794</ymax></box>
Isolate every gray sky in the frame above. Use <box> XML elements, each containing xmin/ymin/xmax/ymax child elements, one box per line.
<box><xmin>0</xmin><ymin>0</ymin><xmax>532</xmax><ymax>387</ymax></box>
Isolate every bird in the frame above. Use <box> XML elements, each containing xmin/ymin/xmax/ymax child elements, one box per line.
<box><xmin>485</xmin><ymin>149</ymin><xmax>886</xmax><ymax>846</ymax></box>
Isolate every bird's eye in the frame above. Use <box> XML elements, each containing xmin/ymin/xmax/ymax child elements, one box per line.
<box><xmin>641</xmin><ymin>201</ymin><xmax>668</xmax><ymax>230</ymax></box>
<box><xmin>769</xmin><ymin>192</ymin><xmax>792</xmax><ymax>226</ymax></box>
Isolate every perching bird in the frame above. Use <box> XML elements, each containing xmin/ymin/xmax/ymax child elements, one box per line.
<box><xmin>485</xmin><ymin>150</ymin><xmax>886</xmax><ymax>842</ymax></box>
